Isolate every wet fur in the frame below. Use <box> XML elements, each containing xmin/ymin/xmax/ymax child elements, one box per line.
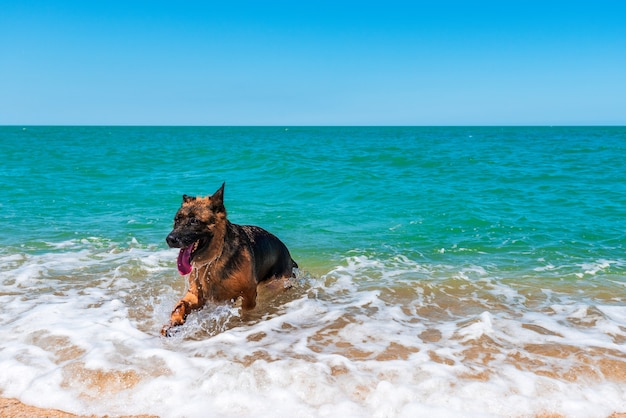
<box><xmin>162</xmin><ymin>183</ymin><xmax>297</xmax><ymax>336</ymax></box>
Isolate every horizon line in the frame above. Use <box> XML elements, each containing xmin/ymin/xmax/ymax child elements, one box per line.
<box><xmin>2</xmin><ymin>124</ymin><xmax>625</xmax><ymax>128</ymax></box>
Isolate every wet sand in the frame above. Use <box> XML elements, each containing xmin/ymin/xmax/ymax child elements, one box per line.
<box><xmin>0</xmin><ymin>398</ymin><xmax>156</xmax><ymax>418</ymax></box>
<box><xmin>2</xmin><ymin>397</ymin><xmax>624</xmax><ymax>418</ymax></box>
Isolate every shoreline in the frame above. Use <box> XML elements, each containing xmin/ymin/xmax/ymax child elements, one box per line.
<box><xmin>0</xmin><ymin>398</ymin><xmax>157</xmax><ymax>418</ymax></box>
<box><xmin>2</xmin><ymin>397</ymin><xmax>624</xmax><ymax>418</ymax></box>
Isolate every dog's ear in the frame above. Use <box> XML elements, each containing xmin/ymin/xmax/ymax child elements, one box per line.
<box><xmin>182</xmin><ymin>194</ymin><xmax>196</xmax><ymax>203</ymax></box>
<box><xmin>209</xmin><ymin>183</ymin><xmax>226</xmax><ymax>213</ymax></box>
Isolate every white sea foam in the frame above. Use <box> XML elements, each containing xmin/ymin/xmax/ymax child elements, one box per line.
<box><xmin>0</xmin><ymin>245</ymin><xmax>625</xmax><ymax>417</ymax></box>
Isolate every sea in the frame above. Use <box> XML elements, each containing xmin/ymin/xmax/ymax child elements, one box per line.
<box><xmin>0</xmin><ymin>126</ymin><xmax>625</xmax><ymax>417</ymax></box>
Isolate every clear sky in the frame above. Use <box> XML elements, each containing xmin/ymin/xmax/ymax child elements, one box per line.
<box><xmin>1</xmin><ymin>1</ymin><xmax>625</xmax><ymax>125</ymax></box>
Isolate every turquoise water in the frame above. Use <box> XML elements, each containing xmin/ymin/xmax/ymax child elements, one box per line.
<box><xmin>3</xmin><ymin>126</ymin><xmax>624</xmax><ymax>266</ymax></box>
<box><xmin>1</xmin><ymin>126</ymin><xmax>625</xmax><ymax>417</ymax></box>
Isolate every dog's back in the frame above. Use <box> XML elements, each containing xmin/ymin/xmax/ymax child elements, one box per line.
<box><xmin>239</xmin><ymin>224</ymin><xmax>298</xmax><ymax>282</ymax></box>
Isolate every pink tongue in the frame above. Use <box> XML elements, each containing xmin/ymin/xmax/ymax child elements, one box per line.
<box><xmin>177</xmin><ymin>245</ymin><xmax>193</xmax><ymax>275</ymax></box>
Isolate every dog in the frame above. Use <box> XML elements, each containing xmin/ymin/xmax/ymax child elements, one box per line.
<box><xmin>162</xmin><ymin>183</ymin><xmax>298</xmax><ymax>336</ymax></box>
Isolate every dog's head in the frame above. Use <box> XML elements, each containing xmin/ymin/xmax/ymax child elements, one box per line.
<box><xmin>166</xmin><ymin>183</ymin><xmax>227</xmax><ymax>275</ymax></box>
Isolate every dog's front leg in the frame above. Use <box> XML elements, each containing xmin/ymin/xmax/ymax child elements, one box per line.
<box><xmin>161</xmin><ymin>288</ymin><xmax>202</xmax><ymax>336</ymax></box>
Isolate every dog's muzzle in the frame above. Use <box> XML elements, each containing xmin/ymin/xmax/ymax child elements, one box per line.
<box><xmin>166</xmin><ymin>232</ymin><xmax>185</xmax><ymax>248</ymax></box>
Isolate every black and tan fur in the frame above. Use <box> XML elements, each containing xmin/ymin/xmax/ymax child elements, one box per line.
<box><xmin>162</xmin><ymin>183</ymin><xmax>297</xmax><ymax>336</ymax></box>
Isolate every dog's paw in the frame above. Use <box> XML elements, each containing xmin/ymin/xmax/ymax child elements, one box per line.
<box><xmin>161</xmin><ymin>322</ymin><xmax>182</xmax><ymax>337</ymax></box>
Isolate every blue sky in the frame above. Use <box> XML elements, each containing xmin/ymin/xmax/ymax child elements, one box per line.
<box><xmin>1</xmin><ymin>1</ymin><xmax>625</xmax><ymax>125</ymax></box>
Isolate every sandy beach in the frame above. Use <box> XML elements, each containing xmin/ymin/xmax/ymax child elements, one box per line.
<box><xmin>1</xmin><ymin>397</ymin><xmax>624</xmax><ymax>418</ymax></box>
<box><xmin>0</xmin><ymin>397</ymin><xmax>157</xmax><ymax>418</ymax></box>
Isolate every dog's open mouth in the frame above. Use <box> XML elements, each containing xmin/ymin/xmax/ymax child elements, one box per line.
<box><xmin>177</xmin><ymin>241</ymin><xmax>200</xmax><ymax>275</ymax></box>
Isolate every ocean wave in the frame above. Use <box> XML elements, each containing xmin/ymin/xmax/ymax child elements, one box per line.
<box><xmin>0</xmin><ymin>246</ymin><xmax>625</xmax><ymax>417</ymax></box>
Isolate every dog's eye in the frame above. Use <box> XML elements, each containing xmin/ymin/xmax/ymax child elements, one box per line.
<box><xmin>189</xmin><ymin>217</ymin><xmax>199</xmax><ymax>225</ymax></box>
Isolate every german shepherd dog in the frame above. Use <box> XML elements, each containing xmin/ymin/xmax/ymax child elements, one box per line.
<box><xmin>162</xmin><ymin>183</ymin><xmax>298</xmax><ymax>336</ymax></box>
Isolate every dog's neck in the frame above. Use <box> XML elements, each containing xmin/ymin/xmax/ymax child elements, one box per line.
<box><xmin>193</xmin><ymin>253</ymin><xmax>221</xmax><ymax>272</ymax></box>
<box><xmin>192</xmin><ymin>219</ymin><xmax>229</xmax><ymax>268</ymax></box>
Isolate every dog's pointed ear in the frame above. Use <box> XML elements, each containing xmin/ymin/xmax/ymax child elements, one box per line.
<box><xmin>209</xmin><ymin>183</ymin><xmax>226</xmax><ymax>213</ymax></box>
<box><xmin>182</xmin><ymin>194</ymin><xmax>196</xmax><ymax>203</ymax></box>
